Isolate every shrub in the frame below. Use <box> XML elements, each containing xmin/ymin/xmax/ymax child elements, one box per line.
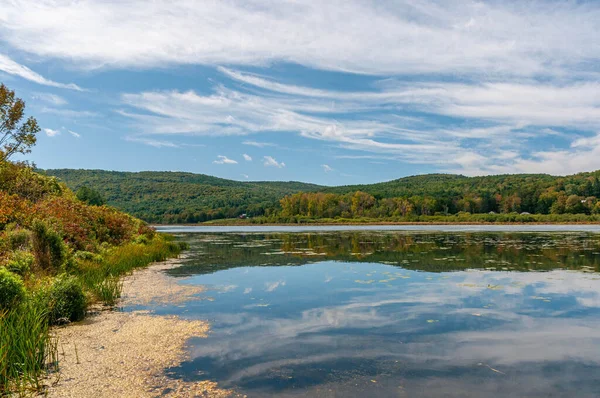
<box><xmin>5</xmin><ymin>250</ymin><xmax>34</xmax><ymax>276</ymax></box>
<box><xmin>48</xmin><ymin>275</ymin><xmax>86</xmax><ymax>324</ymax></box>
<box><xmin>31</xmin><ymin>220</ymin><xmax>65</xmax><ymax>270</ymax></box>
<box><xmin>133</xmin><ymin>234</ymin><xmax>149</xmax><ymax>245</ymax></box>
<box><xmin>73</xmin><ymin>250</ymin><xmax>103</xmax><ymax>263</ymax></box>
<box><xmin>6</xmin><ymin>228</ymin><xmax>30</xmax><ymax>251</ymax></box>
<box><xmin>0</xmin><ymin>267</ymin><xmax>25</xmax><ymax>310</ymax></box>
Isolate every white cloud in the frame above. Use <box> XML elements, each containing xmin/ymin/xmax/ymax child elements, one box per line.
<box><xmin>265</xmin><ymin>280</ymin><xmax>286</xmax><ymax>292</ymax></box>
<box><xmin>213</xmin><ymin>155</ymin><xmax>238</xmax><ymax>165</ymax></box>
<box><xmin>241</xmin><ymin>174</ymin><xmax>249</xmax><ymax>179</ymax></box>
<box><xmin>0</xmin><ymin>54</ymin><xmax>82</xmax><ymax>90</ymax></box>
<box><xmin>9</xmin><ymin>0</ymin><xmax>586</xmax><ymax>176</ymax></box>
<box><xmin>263</xmin><ymin>156</ymin><xmax>285</xmax><ymax>168</ymax></box>
<box><xmin>43</xmin><ymin>128</ymin><xmax>59</xmax><ymax>137</ymax></box>
<box><xmin>68</xmin><ymin>130</ymin><xmax>80</xmax><ymax>138</ymax></box>
<box><xmin>322</xmin><ymin>164</ymin><xmax>333</xmax><ymax>173</ymax></box>
<box><xmin>243</xmin><ymin>153</ymin><xmax>252</xmax><ymax>161</ymax></box>
<box><xmin>1</xmin><ymin>1</ymin><xmax>600</xmax><ymax>79</ymax></box>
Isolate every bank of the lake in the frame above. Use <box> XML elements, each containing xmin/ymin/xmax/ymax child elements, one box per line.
<box><xmin>46</xmin><ymin>256</ymin><xmax>235</xmax><ymax>398</ymax></box>
<box><xmin>0</xmin><ymin>160</ymin><xmax>192</xmax><ymax>395</ymax></box>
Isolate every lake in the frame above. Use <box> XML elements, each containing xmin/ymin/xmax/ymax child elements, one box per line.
<box><xmin>148</xmin><ymin>226</ymin><xmax>600</xmax><ymax>397</ymax></box>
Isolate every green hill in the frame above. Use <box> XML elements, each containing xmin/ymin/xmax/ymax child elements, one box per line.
<box><xmin>43</xmin><ymin>169</ymin><xmax>600</xmax><ymax>223</ymax></box>
<box><xmin>43</xmin><ymin>169</ymin><xmax>324</xmax><ymax>223</ymax></box>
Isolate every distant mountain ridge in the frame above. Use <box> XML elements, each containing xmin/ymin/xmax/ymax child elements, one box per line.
<box><xmin>43</xmin><ymin>169</ymin><xmax>325</xmax><ymax>223</ymax></box>
<box><xmin>43</xmin><ymin>169</ymin><xmax>600</xmax><ymax>223</ymax></box>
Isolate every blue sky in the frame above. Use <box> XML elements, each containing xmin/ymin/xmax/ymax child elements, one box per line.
<box><xmin>1</xmin><ymin>0</ymin><xmax>600</xmax><ymax>185</ymax></box>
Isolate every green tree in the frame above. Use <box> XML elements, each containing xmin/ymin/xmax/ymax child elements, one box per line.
<box><xmin>565</xmin><ymin>195</ymin><xmax>585</xmax><ymax>214</ymax></box>
<box><xmin>76</xmin><ymin>186</ymin><xmax>105</xmax><ymax>206</ymax></box>
<box><xmin>0</xmin><ymin>84</ymin><xmax>40</xmax><ymax>161</ymax></box>
<box><xmin>550</xmin><ymin>193</ymin><xmax>567</xmax><ymax>214</ymax></box>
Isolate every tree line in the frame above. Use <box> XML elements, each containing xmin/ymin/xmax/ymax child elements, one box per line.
<box><xmin>278</xmin><ymin>179</ymin><xmax>600</xmax><ymax>219</ymax></box>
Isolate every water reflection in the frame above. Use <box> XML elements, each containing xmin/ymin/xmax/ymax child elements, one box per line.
<box><xmin>156</xmin><ymin>232</ymin><xmax>600</xmax><ymax>397</ymax></box>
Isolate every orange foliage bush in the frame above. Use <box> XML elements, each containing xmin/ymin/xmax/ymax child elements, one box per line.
<box><xmin>33</xmin><ymin>196</ymin><xmax>152</xmax><ymax>251</ymax></box>
<box><xmin>0</xmin><ymin>191</ymin><xmax>30</xmax><ymax>227</ymax></box>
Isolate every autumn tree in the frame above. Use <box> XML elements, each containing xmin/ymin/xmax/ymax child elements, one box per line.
<box><xmin>501</xmin><ymin>193</ymin><xmax>522</xmax><ymax>213</ymax></box>
<box><xmin>0</xmin><ymin>84</ymin><xmax>40</xmax><ymax>162</ymax></box>
<box><xmin>350</xmin><ymin>191</ymin><xmax>376</xmax><ymax>217</ymax></box>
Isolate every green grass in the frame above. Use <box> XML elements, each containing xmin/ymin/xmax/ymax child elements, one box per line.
<box><xmin>77</xmin><ymin>235</ymin><xmax>184</xmax><ymax>306</ymax></box>
<box><xmin>0</xmin><ymin>300</ymin><xmax>57</xmax><ymax>395</ymax></box>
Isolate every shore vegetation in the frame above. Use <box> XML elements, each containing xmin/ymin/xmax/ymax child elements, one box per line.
<box><xmin>0</xmin><ymin>84</ymin><xmax>184</xmax><ymax>395</ymax></box>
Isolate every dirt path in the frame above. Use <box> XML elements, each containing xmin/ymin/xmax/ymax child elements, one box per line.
<box><xmin>46</xmin><ymin>257</ymin><xmax>236</xmax><ymax>397</ymax></box>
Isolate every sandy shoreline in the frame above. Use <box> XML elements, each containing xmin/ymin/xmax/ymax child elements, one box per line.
<box><xmin>46</xmin><ymin>257</ymin><xmax>237</xmax><ymax>397</ymax></box>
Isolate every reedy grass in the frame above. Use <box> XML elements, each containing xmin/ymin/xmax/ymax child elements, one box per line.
<box><xmin>0</xmin><ymin>300</ymin><xmax>57</xmax><ymax>396</ymax></box>
<box><xmin>77</xmin><ymin>235</ymin><xmax>185</xmax><ymax>306</ymax></box>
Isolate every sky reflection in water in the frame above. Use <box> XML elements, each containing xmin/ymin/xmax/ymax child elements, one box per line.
<box><xmin>149</xmin><ymin>231</ymin><xmax>600</xmax><ymax>397</ymax></box>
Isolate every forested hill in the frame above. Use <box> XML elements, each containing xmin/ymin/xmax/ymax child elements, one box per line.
<box><xmin>43</xmin><ymin>169</ymin><xmax>324</xmax><ymax>223</ymax></box>
<box><xmin>325</xmin><ymin>174</ymin><xmax>555</xmax><ymax>197</ymax></box>
<box><xmin>44</xmin><ymin>169</ymin><xmax>600</xmax><ymax>223</ymax></box>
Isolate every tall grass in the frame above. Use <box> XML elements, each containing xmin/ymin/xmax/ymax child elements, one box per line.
<box><xmin>78</xmin><ymin>235</ymin><xmax>186</xmax><ymax>306</ymax></box>
<box><xmin>0</xmin><ymin>300</ymin><xmax>57</xmax><ymax>395</ymax></box>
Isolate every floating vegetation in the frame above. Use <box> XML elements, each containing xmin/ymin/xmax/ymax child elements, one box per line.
<box><xmin>168</xmin><ymin>231</ymin><xmax>600</xmax><ymax>278</ymax></box>
<box><xmin>458</xmin><ymin>283</ymin><xmax>480</xmax><ymax>288</ymax></box>
<box><xmin>355</xmin><ymin>279</ymin><xmax>376</xmax><ymax>284</ymax></box>
<box><xmin>478</xmin><ymin>363</ymin><xmax>506</xmax><ymax>375</ymax></box>
<box><xmin>531</xmin><ymin>296</ymin><xmax>552</xmax><ymax>302</ymax></box>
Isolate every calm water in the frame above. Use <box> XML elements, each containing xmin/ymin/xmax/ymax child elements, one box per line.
<box><xmin>146</xmin><ymin>228</ymin><xmax>600</xmax><ymax>397</ymax></box>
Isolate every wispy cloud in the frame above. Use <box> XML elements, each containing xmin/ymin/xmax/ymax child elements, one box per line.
<box><xmin>322</xmin><ymin>164</ymin><xmax>333</xmax><ymax>173</ymax></box>
<box><xmin>125</xmin><ymin>136</ymin><xmax>179</xmax><ymax>148</ymax></box>
<box><xmin>243</xmin><ymin>153</ymin><xmax>252</xmax><ymax>161</ymax></box>
<box><xmin>213</xmin><ymin>155</ymin><xmax>238</xmax><ymax>165</ymax></box>
<box><xmin>40</xmin><ymin>107</ymin><xmax>98</xmax><ymax>118</ymax></box>
<box><xmin>0</xmin><ymin>54</ymin><xmax>82</xmax><ymax>90</ymax></box>
<box><xmin>118</xmin><ymin>67</ymin><xmax>600</xmax><ymax>176</ymax></box>
<box><xmin>32</xmin><ymin>92</ymin><xmax>67</xmax><ymax>106</ymax></box>
<box><xmin>243</xmin><ymin>141</ymin><xmax>277</xmax><ymax>148</ymax></box>
<box><xmin>68</xmin><ymin>130</ymin><xmax>81</xmax><ymax>138</ymax></box>
<box><xmin>263</xmin><ymin>156</ymin><xmax>285</xmax><ymax>168</ymax></box>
